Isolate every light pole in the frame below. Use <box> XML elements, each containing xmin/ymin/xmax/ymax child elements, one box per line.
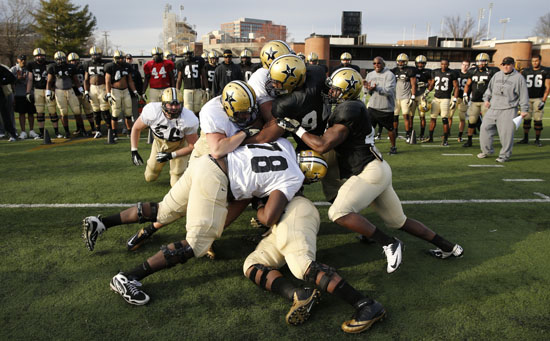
<box><xmin>486</xmin><ymin>2</ymin><xmax>494</xmax><ymax>40</ymax></box>
<box><xmin>499</xmin><ymin>18</ymin><xmax>510</xmax><ymax>39</ymax></box>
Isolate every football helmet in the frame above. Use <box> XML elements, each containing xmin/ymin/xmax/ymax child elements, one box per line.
<box><xmin>89</xmin><ymin>46</ymin><xmax>102</xmax><ymax>55</ymax></box>
<box><xmin>33</xmin><ymin>48</ymin><xmax>46</xmax><ymax>57</ymax></box>
<box><xmin>340</xmin><ymin>52</ymin><xmax>352</xmax><ymax>62</ymax></box>
<box><xmin>151</xmin><ymin>47</ymin><xmax>163</xmax><ymax>62</ymax></box>
<box><xmin>240</xmin><ymin>49</ymin><xmax>252</xmax><ymax>58</ymax></box>
<box><xmin>297</xmin><ymin>150</ymin><xmax>327</xmax><ymax>183</ymax></box>
<box><xmin>415</xmin><ymin>55</ymin><xmax>427</xmax><ymax>68</ymax></box>
<box><xmin>161</xmin><ymin>87</ymin><xmax>183</xmax><ymax>119</ymax></box>
<box><xmin>113</xmin><ymin>50</ymin><xmax>124</xmax><ymax>63</ymax></box>
<box><xmin>396</xmin><ymin>53</ymin><xmax>409</xmax><ymax>68</ymax></box>
<box><xmin>307</xmin><ymin>52</ymin><xmax>319</xmax><ymax>63</ymax></box>
<box><xmin>267</xmin><ymin>54</ymin><xmax>306</xmax><ymax>97</ymax></box>
<box><xmin>67</xmin><ymin>52</ymin><xmax>79</xmax><ymax>63</ymax></box>
<box><xmin>164</xmin><ymin>49</ymin><xmax>176</xmax><ymax>61</ymax></box>
<box><xmin>297</xmin><ymin>52</ymin><xmax>306</xmax><ymax>61</ymax></box>
<box><xmin>326</xmin><ymin>67</ymin><xmax>362</xmax><ymax>103</ymax></box>
<box><xmin>208</xmin><ymin>51</ymin><xmax>218</xmax><ymax>66</ymax></box>
<box><xmin>475</xmin><ymin>53</ymin><xmax>490</xmax><ymax>67</ymax></box>
<box><xmin>260</xmin><ymin>40</ymin><xmax>293</xmax><ymax>69</ymax></box>
<box><xmin>201</xmin><ymin>51</ymin><xmax>208</xmax><ymax>59</ymax></box>
<box><xmin>418</xmin><ymin>97</ymin><xmax>431</xmax><ymax>113</ymax></box>
<box><xmin>221</xmin><ymin>80</ymin><xmax>257</xmax><ymax>127</ymax></box>
<box><xmin>54</xmin><ymin>51</ymin><xmax>66</xmax><ymax>65</ymax></box>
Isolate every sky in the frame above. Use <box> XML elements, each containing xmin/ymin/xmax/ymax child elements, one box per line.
<box><xmin>72</xmin><ymin>0</ymin><xmax>548</xmax><ymax>55</ymax></box>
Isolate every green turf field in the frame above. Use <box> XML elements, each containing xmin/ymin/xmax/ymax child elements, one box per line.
<box><xmin>1</xmin><ymin>116</ymin><xmax>549</xmax><ymax>339</ymax></box>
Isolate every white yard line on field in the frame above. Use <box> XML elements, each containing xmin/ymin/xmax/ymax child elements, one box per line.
<box><xmin>502</xmin><ymin>179</ymin><xmax>544</xmax><ymax>182</ymax></box>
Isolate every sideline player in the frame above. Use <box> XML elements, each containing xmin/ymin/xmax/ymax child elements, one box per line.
<box><xmin>68</xmin><ymin>52</ymin><xmax>96</xmax><ymax>135</ymax></box>
<box><xmin>278</xmin><ymin>68</ymin><xmax>463</xmax><ymax>273</ymax></box>
<box><xmin>519</xmin><ymin>54</ymin><xmax>549</xmax><ymax>146</ymax></box>
<box><xmin>10</xmin><ymin>55</ymin><xmax>38</xmax><ymax>139</ymax></box>
<box><xmin>176</xmin><ymin>46</ymin><xmax>205</xmax><ymax>115</ymax></box>
<box><xmin>204</xmin><ymin>51</ymin><xmax>218</xmax><ymax>100</ymax></box>
<box><xmin>83</xmin><ymin>46</ymin><xmax>111</xmax><ymax>138</ymax></box>
<box><xmin>27</xmin><ymin>48</ymin><xmax>61</xmax><ymax>138</ymax></box>
<box><xmin>212</xmin><ymin>49</ymin><xmax>243</xmax><ymax>96</ymax></box>
<box><xmin>410</xmin><ymin>55</ymin><xmax>432</xmax><ymax>140</ymax></box>
<box><xmin>239</xmin><ymin>49</ymin><xmax>258</xmax><ymax>81</ymax></box>
<box><xmin>143</xmin><ymin>47</ymin><xmax>175</xmax><ymax>102</ymax></box>
<box><xmin>332</xmin><ymin>52</ymin><xmax>361</xmax><ymax>74</ymax></box>
<box><xmin>456</xmin><ymin>60</ymin><xmax>471</xmax><ymax>142</ymax></box>
<box><xmin>391</xmin><ymin>53</ymin><xmax>416</xmax><ymax>141</ymax></box>
<box><xmin>130</xmin><ymin>88</ymin><xmax>198</xmax><ymax>186</ymax></box>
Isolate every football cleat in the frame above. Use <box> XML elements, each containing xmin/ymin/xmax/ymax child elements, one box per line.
<box><xmin>422</xmin><ymin>137</ymin><xmax>434</xmax><ymax>143</ymax></box>
<box><xmin>477</xmin><ymin>152</ymin><xmax>488</xmax><ymax>159</ymax></box>
<box><xmin>110</xmin><ymin>272</ymin><xmax>150</xmax><ymax>305</ymax></box>
<box><xmin>206</xmin><ymin>245</ymin><xmax>216</xmax><ymax>260</ymax></box>
<box><xmin>341</xmin><ymin>298</ymin><xmax>386</xmax><ymax>334</ymax></box>
<box><xmin>535</xmin><ymin>140</ymin><xmax>542</xmax><ymax>147</ymax></box>
<box><xmin>93</xmin><ymin>131</ymin><xmax>102</xmax><ymax>138</ymax></box>
<box><xmin>82</xmin><ymin>216</ymin><xmax>106</xmax><ymax>251</ymax></box>
<box><xmin>389</xmin><ymin>146</ymin><xmax>397</xmax><ymax>155</ymax></box>
<box><xmin>517</xmin><ymin>138</ymin><xmax>528</xmax><ymax>144</ymax></box>
<box><xmin>285</xmin><ymin>287</ymin><xmax>321</xmax><ymax>325</ymax></box>
<box><xmin>55</xmin><ymin>133</ymin><xmax>64</xmax><ymax>139</ymax></box>
<box><xmin>429</xmin><ymin>244</ymin><xmax>463</xmax><ymax>259</ymax></box>
<box><xmin>126</xmin><ymin>225</ymin><xmax>157</xmax><ymax>251</ymax></box>
<box><xmin>8</xmin><ymin>137</ymin><xmax>16</xmax><ymax>142</ymax></box>
<box><xmin>495</xmin><ymin>157</ymin><xmax>508</xmax><ymax>163</ymax></box>
<box><xmin>383</xmin><ymin>238</ymin><xmax>403</xmax><ymax>273</ymax></box>
<box><xmin>457</xmin><ymin>136</ymin><xmax>463</xmax><ymax>142</ymax></box>
<box><xmin>19</xmin><ymin>131</ymin><xmax>27</xmax><ymax>140</ymax></box>
<box><xmin>29</xmin><ymin>130</ymin><xmax>39</xmax><ymax>139</ymax></box>
<box><xmin>462</xmin><ymin>140</ymin><xmax>472</xmax><ymax>147</ymax></box>
<box><xmin>441</xmin><ymin>140</ymin><xmax>449</xmax><ymax>146</ymax></box>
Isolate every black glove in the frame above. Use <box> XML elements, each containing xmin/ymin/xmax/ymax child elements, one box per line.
<box><xmin>105</xmin><ymin>92</ymin><xmax>116</xmax><ymax>105</ymax></box>
<box><xmin>131</xmin><ymin>150</ymin><xmax>144</xmax><ymax>166</ymax></box>
<box><xmin>251</xmin><ymin>196</ymin><xmax>268</xmax><ymax>211</ymax></box>
<box><xmin>241</xmin><ymin>127</ymin><xmax>260</xmax><ymax>138</ymax></box>
<box><xmin>537</xmin><ymin>100</ymin><xmax>545</xmax><ymax>111</ymax></box>
<box><xmin>276</xmin><ymin>117</ymin><xmax>301</xmax><ymax>134</ymax></box>
<box><xmin>156</xmin><ymin>152</ymin><xmax>173</xmax><ymax>163</ymax></box>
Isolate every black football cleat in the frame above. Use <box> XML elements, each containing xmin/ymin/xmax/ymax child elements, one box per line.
<box><xmin>341</xmin><ymin>298</ymin><xmax>386</xmax><ymax>334</ymax></box>
<box><xmin>285</xmin><ymin>287</ymin><xmax>321</xmax><ymax>325</ymax></box>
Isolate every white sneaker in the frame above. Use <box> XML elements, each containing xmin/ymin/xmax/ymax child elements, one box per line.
<box><xmin>110</xmin><ymin>273</ymin><xmax>150</xmax><ymax>305</ymax></box>
<box><xmin>82</xmin><ymin>216</ymin><xmax>106</xmax><ymax>251</ymax></box>
<box><xmin>56</xmin><ymin>133</ymin><xmax>64</xmax><ymax>139</ymax></box>
<box><xmin>94</xmin><ymin>131</ymin><xmax>102</xmax><ymax>138</ymax></box>
<box><xmin>8</xmin><ymin>137</ymin><xmax>16</xmax><ymax>142</ymax></box>
<box><xmin>429</xmin><ymin>244</ymin><xmax>464</xmax><ymax>259</ymax></box>
<box><xmin>29</xmin><ymin>130</ymin><xmax>39</xmax><ymax>138</ymax></box>
<box><xmin>495</xmin><ymin>157</ymin><xmax>508</xmax><ymax>163</ymax></box>
<box><xmin>477</xmin><ymin>152</ymin><xmax>488</xmax><ymax>159</ymax></box>
<box><xmin>19</xmin><ymin>131</ymin><xmax>27</xmax><ymax>139</ymax></box>
<box><xmin>383</xmin><ymin>238</ymin><xmax>403</xmax><ymax>273</ymax></box>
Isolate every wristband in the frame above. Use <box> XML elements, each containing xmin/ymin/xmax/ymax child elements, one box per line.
<box><xmin>296</xmin><ymin>127</ymin><xmax>307</xmax><ymax>138</ymax></box>
<box><xmin>171</xmin><ymin>152</ymin><xmax>177</xmax><ymax>159</ymax></box>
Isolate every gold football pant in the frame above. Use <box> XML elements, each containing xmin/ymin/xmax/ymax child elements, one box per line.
<box><xmin>156</xmin><ymin>155</ymin><xmax>228</xmax><ymax>258</ymax></box>
<box><xmin>430</xmin><ymin>98</ymin><xmax>451</xmax><ymax>119</ymax></box>
<box><xmin>183</xmin><ymin>88</ymin><xmax>204</xmax><ymax>113</ymax></box>
<box><xmin>33</xmin><ymin>89</ymin><xmax>57</xmax><ymax>114</ymax></box>
<box><xmin>90</xmin><ymin>84</ymin><xmax>110</xmax><ymax>112</ymax></box>
<box><xmin>467</xmin><ymin>102</ymin><xmax>488</xmax><ymax>124</ymax></box>
<box><xmin>394</xmin><ymin>98</ymin><xmax>411</xmax><ymax>116</ymax></box>
<box><xmin>145</xmin><ymin>137</ymin><xmax>190</xmax><ymax>186</ymax></box>
<box><xmin>110</xmin><ymin>88</ymin><xmax>132</xmax><ymax>118</ymax></box>
<box><xmin>54</xmin><ymin>89</ymin><xmax>81</xmax><ymax>117</ymax></box>
<box><xmin>148</xmin><ymin>88</ymin><xmax>166</xmax><ymax>103</ymax></box>
<box><xmin>526</xmin><ymin>98</ymin><xmax>544</xmax><ymax>121</ymax></box>
<box><xmin>243</xmin><ymin>196</ymin><xmax>320</xmax><ymax>280</ymax></box>
<box><xmin>328</xmin><ymin>160</ymin><xmax>407</xmax><ymax>229</ymax></box>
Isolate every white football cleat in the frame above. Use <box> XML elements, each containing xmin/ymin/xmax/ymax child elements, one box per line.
<box><xmin>110</xmin><ymin>273</ymin><xmax>150</xmax><ymax>305</ymax></box>
<box><xmin>429</xmin><ymin>244</ymin><xmax>464</xmax><ymax>259</ymax></box>
<box><xmin>383</xmin><ymin>238</ymin><xmax>403</xmax><ymax>273</ymax></box>
<box><xmin>82</xmin><ymin>216</ymin><xmax>106</xmax><ymax>251</ymax></box>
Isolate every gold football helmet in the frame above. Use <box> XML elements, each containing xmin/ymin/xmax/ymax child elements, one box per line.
<box><xmin>221</xmin><ymin>80</ymin><xmax>257</xmax><ymax>127</ymax></box>
<box><xmin>297</xmin><ymin>52</ymin><xmax>306</xmax><ymax>61</ymax></box>
<box><xmin>297</xmin><ymin>150</ymin><xmax>328</xmax><ymax>183</ymax></box>
<box><xmin>326</xmin><ymin>67</ymin><xmax>362</xmax><ymax>103</ymax></box>
<box><xmin>475</xmin><ymin>53</ymin><xmax>490</xmax><ymax>66</ymax></box>
<box><xmin>113</xmin><ymin>50</ymin><xmax>124</xmax><ymax>61</ymax></box>
<box><xmin>151</xmin><ymin>47</ymin><xmax>163</xmax><ymax>56</ymax></box>
<box><xmin>161</xmin><ymin>87</ymin><xmax>184</xmax><ymax>119</ymax></box>
<box><xmin>33</xmin><ymin>48</ymin><xmax>46</xmax><ymax>56</ymax></box>
<box><xmin>54</xmin><ymin>51</ymin><xmax>66</xmax><ymax>64</ymax></box>
<box><xmin>260</xmin><ymin>40</ymin><xmax>292</xmax><ymax>69</ymax></box>
<box><xmin>208</xmin><ymin>51</ymin><xmax>218</xmax><ymax>65</ymax></box>
<box><xmin>164</xmin><ymin>49</ymin><xmax>176</xmax><ymax>60</ymax></box>
<box><xmin>415</xmin><ymin>55</ymin><xmax>427</xmax><ymax>67</ymax></box>
<box><xmin>418</xmin><ymin>97</ymin><xmax>431</xmax><ymax>113</ymax></box>
<box><xmin>67</xmin><ymin>52</ymin><xmax>79</xmax><ymax>62</ymax></box>
<box><xmin>340</xmin><ymin>52</ymin><xmax>352</xmax><ymax>61</ymax></box>
<box><xmin>201</xmin><ymin>51</ymin><xmax>208</xmax><ymax>59</ymax></box>
<box><xmin>240</xmin><ymin>49</ymin><xmax>252</xmax><ymax>58</ymax></box>
<box><xmin>89</xmin><ymin>46</ymin><xmax>102</xmax><ymax>55</ymax></box>
<box><xmin>268</xmin><ymin>54</ymin><xmax>306</xmax><ymax>96</ymax></box>
<box><xmin>307</xmin><ymin>52</ymin><xmax>319</xmax><ymax>63</ymax></box>
<box><xmin>396</xmin><ymin>53</ymin><xmax>409</xmax><ymax>68</ymax></box>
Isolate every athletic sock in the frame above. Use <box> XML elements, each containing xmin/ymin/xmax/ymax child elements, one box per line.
<box><xmin>331</xmin><ymin>280</ymin><xmax>366</xmax><ymax>306</ymax></box>
<box><xmin>370</xmin><ymin>228</ymin><xmax>395</xmax><ymax>245</ymax></box>
<box><xmin>429</xmin><ymin>130</ymin><xmax>434</xmax><ymax>139</ymax></box>
<box><xmin>126</xmin><ymin>261</ymin><xmax>154</xmax><ymax>281</ymax></box>
<box><xmin>431</xmin><ymin>234</ymin><xmax>454</xmax><ymax>252</ymax></box>
<box><xmin>468</xmin><ymin>135</ymin><xmax>473</xmax><ymax>143</ymax></box>
<box><xmin>271</xmin><ymin>276</ymin><xmax>299</xmax><ymax>301</ymax></box>
<box><xmin>458</xmin><ymin>131</ymin><xmax>463</xmax><ymax>138</ymax></box>
<box><xmin>101</xmin><ymin>214</ymin><xmax>122</xmax><ymax>229</ymax></box>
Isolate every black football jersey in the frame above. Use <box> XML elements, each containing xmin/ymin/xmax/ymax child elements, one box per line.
<box><xmin>240</xmin><ymin>63</ymin><xmax>258</xmax><ymax>82</ymax></box>
<box><xmin>271</xmin><ymin>65</ymin><xmax>328</xmax><ymax>152</ymax></box>
<box><xmin>177</xmin><ymin>57</ymin><xmax>204</xmax><ymax>89</ymax></box>
<box><xmin>328</xmin><ymin>100</ymin><xmax>376</xmax><ymax>178</ymax></box>
<box><xmin>47</xmin><ymin>63</ymin><xmax>78</xmax><ymax>90</ymax></box>
<box><xmin>457</xmin><ymin>70</ymin><xmax>469</xmax><ymax>97</ymax></box>
<box><xmin>205</xmin><ymin>64</ymin><xmax>216</xmax><ymax>89</ymax></box>
<box><xmin>105</xmin><ymin>62</ymin><xmax>132</xmax><ymax>83</ymax></box>
<box><xmin>391</xmin><ymin>66</ymin><xmax>415</xmax><ymax>99</ymax></box>
<box><xmin>432</xmin><ymin>68</ymin><xmax>457</xmax><ymax>99</ymax></box>
<box><xmin>27</xmin><ymin>61</ymin><xmax>51</xmax><ymax>89</ymax></box>
<box><xmin>83</xmin><ymin>59</ymin><xmax>107</xmax><ymax>79</ymax></box>
<box><xmin>414</xmin><ymin>67</ymin><xmax>432</xmax><ymax>96</ymax></box>
<box><xmin>332</xmin><ymin>63</ymin><xmax>361</xmax><ymax>75</ymax></box>
<box><xmin>521</xmin><ymin>67</ymin><xmax>549</xmax><ymax>99</ymax></box>
<box><xmin>467</xmin><ymin>66</ymin><xmax>499</xmax><ymax>102</ymax></box>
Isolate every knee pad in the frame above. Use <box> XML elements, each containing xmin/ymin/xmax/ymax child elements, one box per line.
<box><xmin>523</xmin><ymin>119</ymin><xmax>532</xmax><ymax>129</ymax></box>
<box><xmin>534</xmin><ymin>121</ymin><xmax>543</xmax><ymax>131</ymax></box>
<box><xmin>85</xmin><ymin>113</ymin><xmax>94</xmax><ymax>120</ymax></box>
<box><xmin>468</xmin><ymin>123</ymin><xmax>477</xmax><ymax>129</ymax></box>
<box><xmin>304</xmin><ymin>261</ymin><xmax>337</xmax><ymax>292</ymax></box>
<box><xmin>137</xmin><ymin>202</ymin><xmax>158</xmax><ymax>223</ymax></box>
<box><xmin>37</xmin><ymin>114</ymin><xmax>45</xmax><ymax>123</ymax></box>
<box><xmin>161</xmin><ymin>241</ymin><xmax>194</xmax><ymax>268</ymax></box>
<box><xmin>442</xmin><ymin>117</ymin><xmax>449</xmax><ymax>125</ymax></box>
<box><xmin>49</xmin><ymin>113</ymin><xmax>59</xmax><ymax>123</ymax></box>
<box><xmin>247</xmin><ymin>263</ymin><xmax>273</xmax><ymax>290</ymax></box>
<box><xmin>101</xmin><ymin>110</ymin><xmax>112</xmax><ymax>123</ymax></box>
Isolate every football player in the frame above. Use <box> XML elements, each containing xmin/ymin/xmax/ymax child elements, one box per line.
<box><xmin>332</xmin><ymin>52</ymin><xmax>361</xmax><ymax>74</ymax></box>
<box><xmin>164</xmin><ymin>49</ymin><xmax>178</xmax><ymax>80</ymax></box>
<box><xmin>10</xmin><ymin>55</ymin><xmax>39</xmax><ymax>139</ymax></box>
<box><xmin>456</xmin><ymin>60</ymin><xmax>471</xmax><ymax>142</ymax></box>
<box><xmin>306</xmin><ymin>52</ymin><xmax>328</xmax><ymax>76</ymax></box>
<box><xmin>46</xmin><ymin>51</ymin><xmax>85</xmax><ymax>138</ymax></box>
<box><xmin>83</xmin><ymin>46</ymin><xmax>111</xmax><ymax>138</ymax></box>
<box><xmin>176</xmin><ymin>46</ymin><xmax>206</xmax><ymax>115</ymax></box>
<box><xmin>1</xmin><ymin>64</ymin><xmax>17</xmax><ymax>140</ymax></box>
<box><xmin>68</xmin><ymin>52</ymin><xmax>96</xmax><ymax>135</ymax></box>
<box><xmin>424</xmin><ymin>59</ymin><xmax>458</xmax><ymax>145</ymax></box>
<box><xmin>244</xmin><ymin>150</ymin><xmax>386</xmax><ymax>334</ymax></box>
<box><xmin>105</xmin><ymin>50</ymin><xmax>141</xmax><ymax>139</ymax></box>
<box><xmin>130</xmin><ymin>88</ymin><xmax>198</xmax><ymax>186</ymax></box>
<box><xmin>143</xmin><ymin>47</ymin><xmax>175</xmax><ymax>102</ymax></box>
<box><xmin>204</xmin><ymin>51</ymin><xmax>218</xmax><ymax>98</ymax></box>
<box><xmin>212</xmin><ymin>49</ymin><xmax>243</xmax><ymax>96</ymax></box>
<box><xmin>277</xmin><ymin>68</ymin><xmax>463</xmax><ymax>274</ymax></box>
<box><xmin>26</xmin><ymin>48</ymin><xmax>61</xmax><ymax>138</ymax></box>
<box><xmin>462</xmin><ymin>53</ymin><xmax>499</xmax><ymax>147</ymax></box>
<box><xmin>391</xmin><ymin>53</ymin><xmax>417</xmax><ymax>143</ymax></box>
<box><xmin>239</xmin><ymin>49</ymin><xmax>257</xmax><ymax>81</ymax></box>
<box><xmin>126</xmin><ymin>54</ymin><xmax>144</xmax><ymax>121</ymax></box>
<box><xmin>410</xmin><ymin>55</ymin><xmax>433</xmax><ymax>140</ymax></box>
<box><xmin>519</xmin><ymin>55</ymin><xmax>550</xmax><ymax>146</ymax></box>
<box><xmin>82</xmin><ymin>138</ymin><xmax>302</xmax><ymax>305</ymax></box>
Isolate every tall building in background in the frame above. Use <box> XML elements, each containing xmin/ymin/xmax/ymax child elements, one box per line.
<box><xmin>220</xmin><ymin>18</ymin><xmax>287</xmax><ymax>42</ymax></box>
<box><xmin>162</xmin><ymin>4</ymin><xmax>197</xmax><ymax>55</ymax></box>
<box><xmin>341</xmin><ymin>11</ymin><xmax>362</xmax><ymax>37</ymax></box>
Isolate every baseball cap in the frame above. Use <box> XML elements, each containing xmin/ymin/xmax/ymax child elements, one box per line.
<box><xmin>501</xmin><ymin>57</ymin><xmax>515</xmax><ymax>65</ymax></box>
<box><xmin>223</xmin><ymin>49</ymin><xmax>232</xmax><ymax>57</ymax></box>
<box><xmin>18</xmin><ymin>55</ymin><xmax>27</xmax><ymax>60</ymax></box>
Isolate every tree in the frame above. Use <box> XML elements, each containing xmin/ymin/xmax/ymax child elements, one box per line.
<box><xmin>444</xmin><ymin>14</ymin><xmax>486</xmax><ymax>43</ymax></box>
<box><xmin>0</xmin><ymin>0</ymin><xmax>37</xmax><ymax>65</ymax></box>
<box><xmin>32</xmin><ymin>0</ymin><xmax>96</xmax><ymax>57</ymax></box>
<box><xmin>533</xmin><ymin>12</ymin><xmax>550</xmax><ymax>37</ymax></box>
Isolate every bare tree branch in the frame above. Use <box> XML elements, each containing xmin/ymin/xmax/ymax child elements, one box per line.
<box><xmin>443</xmin><ymin>14</ymin><xmax>486</xmax><ymax>42</ymax></box>
<box><xmin>533</xmin><ymin>12</ymin><xmax>550</xmax><ymax>37</ymax></box>
<box><xmin>0</xmin><ymin>0</ymin><xmax>37</xmax><ymax>65</ymax></box>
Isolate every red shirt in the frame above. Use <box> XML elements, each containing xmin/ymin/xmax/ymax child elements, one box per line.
<box><xmin>143</xmin><ymin>60</ymin><xmax>174</xmax><ymax>89</ymax></box>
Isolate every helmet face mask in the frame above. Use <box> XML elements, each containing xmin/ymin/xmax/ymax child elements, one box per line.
<box><xmin>68</xmin><ymin>52</ymin><xmax>79</xmax><ymax>64</ymax></box>
<box><xmin>54</xmin><ymin>51</ymin><xmax>66</xmax><ymax>65</ymax></box>
<box><xmin>151</xmin><ymin>47</ymin><xmax>163</xmax><ymax>63</ymax></box>
<box><xmin>113</xmin><ymin>50</ymin><xmax>124</xmax><ymax>64</ymax></box>
<box><xmin>90</xmin><ymin>46</ymin><xmax>103</xmax><ymax>62</ymax></box>
<box><xmin>326</xmin><ymin>67</ymin><xmax>362</xmax><ymax>104</ymax></box>
<box><xmin>414</xmin><ymin>55</ymin><xmax>427</xmax><ymax>69</ymax></box>
<box><xmin>297</xmin><ymin>150</ymin><xmax>327</xmax><ymax>184</ymax></box>
<box><xmin>221</xmin><ymin>80</ymin><xmax>257</xmax><ymax>128</ymax></box>
<box><xmin>476</xmin><ymin>53</ymin><xmax>489</xmax><ymax>68</ymax></box>
<box><xmin>267</xmin><ymin>54</ymin><xmax>306</xmax><ymax>97</ymax></box>
<box><xmin>397</xmin><ymin>53</ymin><xmax>409</xmax><ymax>69</ymax></box>
<box><xmin>208</xmin><ymin>51</ymin><xmax>218</xmax><ymax>66</ymax></box>
<box><xmin>161</xmin><ymin>88</ymin><xmax>183</xmax><ymax>119</ymax></box>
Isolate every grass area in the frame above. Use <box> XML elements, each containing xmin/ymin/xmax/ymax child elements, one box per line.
<box><xmin>1</xmin><ymin>115</ymin><xmax>549</xmax><ymax>339</ymax></box>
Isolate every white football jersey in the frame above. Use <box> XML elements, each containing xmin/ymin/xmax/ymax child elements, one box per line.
<box><xmin>199</xmin><ymin>96</ymin><xmax>241</xmax><ymax>137</ymax></box>
<box><xmin>248</xmin><ymin>68</ymin><xmax>274</xmax><ymax>105</ymax></box>
<box><xmin>141</xmin><ymin>102</ymin><xmax>198</xmax><ymax>141</ymax></box>
<box><xmin>228</xmin><ymin>138</ymin><xmax>304</xmax><ymax>201</ymax></box>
